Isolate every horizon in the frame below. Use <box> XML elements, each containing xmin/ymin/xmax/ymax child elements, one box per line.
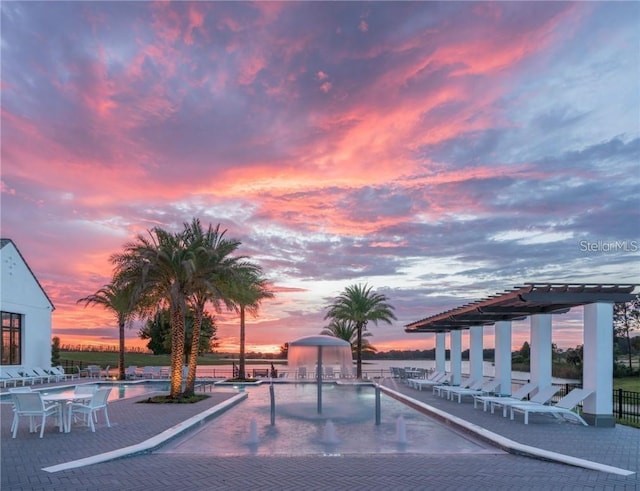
<box><xmin>2</xmin><ymin>2</ymin><xmax>638</xmax><ymax>354</ymax></box>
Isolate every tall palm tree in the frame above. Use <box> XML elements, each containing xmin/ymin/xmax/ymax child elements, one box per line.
<box><xmin>228</xmin><ymin>267</ymin><xmax>274</xmax><ymax>380</ymax></box>
<box><xmin>325</xmin><ymin>283</ymin><xmax>395</xmax><ymax>378</ymax></box>
<box><xmin>77</xmin><ymin>281</ymin><xmax>137</xmax><ymax>380</ymax></box>
<box><xmin>321</xmin><ymin>318</ymin><xmax>377</xmax><ymax>356</ymax></box>
<box><xmin>182</xmin><ymin>219</ymin><xmax>242</xmax><ymax>394</ymax></box>
<box><xmin>111</xmin><ymin>227</ymin><xmax>195</xmax><ymax>398</ymax></box>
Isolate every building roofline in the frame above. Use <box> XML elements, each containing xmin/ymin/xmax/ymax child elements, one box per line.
<box><xmin>1</xmin><ymin>238</ymin><xmax>56</xmax><ymax>311</ymax></box>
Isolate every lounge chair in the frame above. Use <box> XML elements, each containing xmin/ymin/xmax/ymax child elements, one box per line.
<box><xmin>509</xmin><ymin>388</ymin><xmax>594</xmax><ymax>425</ymax></box>
<box><xmin>32</xmin><ymin>367</ymin><xmax>54</xmax><ymax>383</ymax></box>
<box><xmin>49</xmin><ymin>366</ymin><xmax>76</xmax><ymax>381</ymax></box>
<box><xmin>443</xmin><ymin>379</ymin><xmax>485</xmax><ymax>400</ymax></box>
<box><xmin>449</xmin><ymin>379</ymin><xmax>502</xmax><ymax>403</ymax></box>
<box><xmin>492</xmin><ymin>386</ymin><xmax>559</xmax><ymax>418</ymax></box>
<box><xmin>140</xmin><ymin>366</ymin><xmax>155</xmax><ymax>379</ymax></box>
<box><xmin>434</xmin><ymin>377</ymin><xmax>479</xmax><ymax>398</ymax></box>
<box><xmin>11</xmin><ymin>391</ymin><xmax>61</xmax><ymax>438</ymax></box>
<box><xmin>22</xmin><ymin>368</ymin><xmax>48</xmax><ymax>384</ymax></box>
<box><xmin>100</xmin><ymin>366</ymin><xmax>111</xmax><ymax>379</ymax></box>
<box><xmin>68</xmin><ymin>387</ymin><xmax>112</xmax><ymax>432</ymax></box>
<box><xmin>0</xmin><ymin>372</ymin><xmax>19</xmax><ymax>388</ymax></box>
<box><xmin>4</xmin><ymin>368</ymin><xmax>35</xmax><ymax>386</ymax></box>
<box><xmin>474</xmin><ymin>382</ymin><xmax>537</xmax><ymax>412</ymax></box>
<box><xmin>408</xmin><ymin>371</ymin><xmax>447</xmax><ymax>390</ymax></box>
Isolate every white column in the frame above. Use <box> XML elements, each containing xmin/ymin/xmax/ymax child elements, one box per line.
<box><xmin>469</xmin><ymin>325</ymin><xmax>484</xmax><ymax>382</ymax></box>
<box><xmin>450</xmin><ymin>330</ymin><xmax>462</xmax><ymax>386</ymax></box>
<box><xmin>530</xmin><ymin>314</ymin><xmax>552</xmax><ymax>390</ymax></box>
<box><xmin>494</xmin><ymin>321</ymin><xmax>512</xmax><ymax>396</ymax></box>
<box><xmin>583</xmin><ymin>303</ymin><xmax>614</xmax><ymax>427</ymax></box>
<box><xmin>435</xmin><ymin>332</ymin><xmax>446</xmax><ymax>373</ymax></box>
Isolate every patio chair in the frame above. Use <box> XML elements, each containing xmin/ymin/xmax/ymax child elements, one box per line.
<box><xmin>509</xmin><ymin>388</ymin><xmax>594</xmax><ymax>425</ymax></box>
<box><xmin>492</xmin><ymin>385</ymin><xmax>559</xmax><ymax>418</ymax></box>
<box><xmin>449</xmin><ymin>379</ymin><xmax>502</xmax><ymax>403</ymax></box>
<box><xmin>68</xmin><ymin>387</ymin><xmax>112</xmax><ymax>432</ymax></box>
<box><xmin>473</xmin><ymin>382</ymin><xmax>537</xmax><ymax>412</ymax></box>
<box><xmin>125</xmin><ymin>366</ymin><xmax>138</xmax><ymax>380</ymax></box>
<box><xmin>323</xmin><ymin>366</ymin><xmax>335</xmax><ymax>379</ymax></box>
<box><xmin>86</xmin><ymin>365</ymin><xmax>102</xmax><ymax>378</ymax></box>
<box><xmin>296</xmin><ymin>367</ymin><xmax>307</xmax><ymax>379</ymax></box>
<box><xmin>11</xmin><ymin>391</ymin><xmax>61</xmax><ymax>438</ymax></box>
<box><xmin>141</xmin><ymin>366</ymin><xmax>155</xmax><ymax>379</ymax></box>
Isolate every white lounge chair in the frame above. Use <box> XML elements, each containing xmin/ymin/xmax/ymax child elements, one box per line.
<box><xmin>49</xmin><ymin>366</ymin><xmax>76</xmax><ymax>381</ymax></box>
<box><xmin>68</xmin><ymin>387</ymin><xmax>112</xmax><ymax>432</ymax></box>
<box><xmin>444</xmin><ymin>379</ymin><xmax>485</xmax><ymax>400</ymax></box>
<box><xmin>474</xmin><ymin>382</ymin><xmax>537</xmax><ymax>412</ymax></box>
<box><xmin>4</xmin><ymin>368</ymin><xmax>35</xmax><ymax>386</ymax></box>
<box><xmin>509</xmin><ymin>388</ymin><xmax>594</xmax><ymax>425</ymax></box>
<box><xmin>11</xmin><ymin>391</ymin><xmax>61</xmax><ymax>438</ymax></box>
<box><xmin>449</xmin><ymin>379</ymin><xmax>502</xmax><ymax>403</ymax></box>
<box><xmin>408</xmin><ymin>371</ymin><xmax>448</xmax><ymax>390</ymax></box>
<box><xmin>492</xmin><ymin>386</ymin><xmax>559</xmax><ymax>418</ymax></box>
<box><xmin>434</xmin><ymin>377</ymin><xmax>478</xmax><ymax>398</ymax></box>
<box><xmin>32</xmin><ymin>367</ymin><xmax>53</xmax><ymax>383</ymax></box>
<box><xmin>0</xmin><ymin>372</ymin><xmax>19</xmax><ymax>388</ymax></box>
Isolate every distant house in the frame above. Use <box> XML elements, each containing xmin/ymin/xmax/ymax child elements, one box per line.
<box><xmin>0</xmin><ymin>238</ymin><xmax>55</xmax><ymax>369</ymax></box>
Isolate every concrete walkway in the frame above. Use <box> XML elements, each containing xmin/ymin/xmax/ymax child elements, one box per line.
<box><xmin>1</xmin><ymin>379</ymin><xmax>639</xmax><ymax>490</ymax></box>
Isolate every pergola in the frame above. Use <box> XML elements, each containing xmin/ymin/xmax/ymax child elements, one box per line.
<box><xmin>405</xmin><ymin>283</ymin><xmax>639</xmax><ymax>427</ymax></box>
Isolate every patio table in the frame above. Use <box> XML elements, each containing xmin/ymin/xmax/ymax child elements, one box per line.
<box><xmin>42</xmin><ymin>393</ymin><xmax>87</xmax><ymax>432</ymax></box>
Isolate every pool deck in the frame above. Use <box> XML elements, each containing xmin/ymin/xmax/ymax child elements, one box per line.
<box><xmin>1</xmin><ymin>378</ymin><xmax>639</xmax><ymax>490</ymax></box>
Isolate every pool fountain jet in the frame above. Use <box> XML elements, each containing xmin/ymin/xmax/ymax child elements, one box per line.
<box><xmin>288</xmin><ymin>335</ymin><xmax>352</xmax><ymax>414</ymax></box>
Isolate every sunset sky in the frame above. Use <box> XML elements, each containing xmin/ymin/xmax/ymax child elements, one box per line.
<box><xmin>1</xmin><ymin>2</ymin><xmax>639</xmax><ymax>355</ymax></box>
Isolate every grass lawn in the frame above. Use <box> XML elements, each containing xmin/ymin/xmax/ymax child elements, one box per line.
<box><xmin>613</xmin><ymin>377</ymin><xmax>640</xmax><ymax>392</ymax></box>
<box><xmin>60</xmin><ymin>351</ymin><xmax>286</xmax><ymax>368</ymax></box>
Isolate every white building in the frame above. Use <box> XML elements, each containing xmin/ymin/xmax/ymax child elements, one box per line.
<box><xmin>1</xmin><ymin>238</ymin><xmax>55</xmax><ymax>370</ymax></box>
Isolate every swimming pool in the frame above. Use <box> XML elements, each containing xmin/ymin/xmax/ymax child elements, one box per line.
<box><xmin>158</xmin><ymin>382</ymin><xmax>503</xmax><ymax>457</ymax></box>
<box><xmin>0</xmin><ymin>381</ymin><xmax>169</xmax><ymax>403</ymax></box>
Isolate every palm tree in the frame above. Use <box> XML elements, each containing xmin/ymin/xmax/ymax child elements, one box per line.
<box><xmin>321</xmin><ymin>318</ymin><xmax>377</xmax><ymax>356</ymax></box>
<box><xmin>182</xmin><ymin>219</ymin><xmax>242</xmax><ymax>394</ymax></box>
<box><xmin>228</xmin><ymin>267</ymin><xmax>274</xmax><ymax>380</ymax></box>
<box><xmin>111</xmin><ymin>227</ymin><xmax>195</xmax><ymax>398</ymax></box>
<box><xmin>77</xmin><ymin>281</ymin><xmax>137</xmax><ymax>380</ymax></box>
<box><xmin>325</xmin><ymin>283</ymin><xmax>395</xmax><ymax>378</ymax></box>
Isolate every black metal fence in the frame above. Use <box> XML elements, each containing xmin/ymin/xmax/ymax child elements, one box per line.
<box><xmin>613</xmin><ymin>388</ymin><xmax>640</xmax><ymax>425</ymax></box>
<box><xmin>550</xmin><ymin>382</ymin><xmax>640</xmax><ymax>425</ymax></box>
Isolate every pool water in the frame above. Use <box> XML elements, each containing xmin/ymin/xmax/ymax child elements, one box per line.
<box><xmin>1</xmin><ymin>381</ymin><xmax>169</xmax><ymax>403</ymax></box>
<box><xmin>158</xmin><ymin>383</ymin><xmax>503</xmax><ymax>457</ymax></box>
